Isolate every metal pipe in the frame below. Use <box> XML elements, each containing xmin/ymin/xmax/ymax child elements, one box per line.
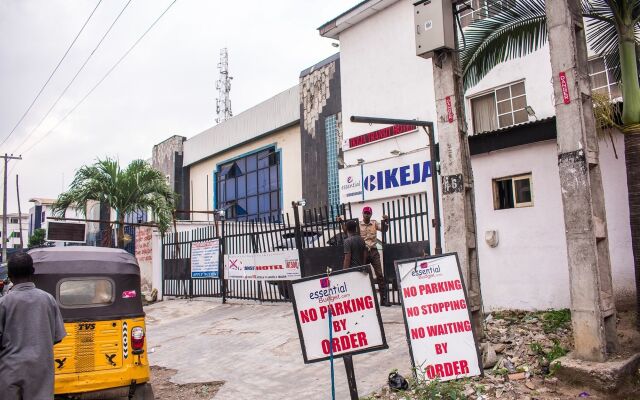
<box><xmin>349</xmin><ymin>116</ymin><xmax>442</xmax><ymax>254</ymax></box>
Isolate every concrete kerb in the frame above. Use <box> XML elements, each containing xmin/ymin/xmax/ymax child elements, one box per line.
<box><xmin>554</xmin><ymin>352</ymin><xmax>640</xmax><ymax>392</ymax></box>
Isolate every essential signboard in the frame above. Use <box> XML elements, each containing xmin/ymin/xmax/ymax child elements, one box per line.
<box><xmin>338</xmin><ymin>151</ymin><xmax>432</xmax><ymax>203</ymax></box>
<box><xmin>290</xmin><ymin>266</ymin><xmax>388</xmax><ymax>363</ymax></box>
<box><xmin>191</xmin><ymin>239</ymin><xmax>220</xmax><ymax>278</ymax></box>
<box><xmin>395</xmin><ymin>254</ymin><xmax>482</xmax><ymax>382</ymax></box>
<box><xmin>46</xmin><ymin>221</ymin><xmax>86</xmax><ymax>243</ymax></box>
<box><xmin>224</xmin><ymin>249</ymin><xmax>301</xmax><ymax>280</ymax></box>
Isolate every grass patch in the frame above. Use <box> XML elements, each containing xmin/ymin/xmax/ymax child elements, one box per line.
<box><xmin>540</xmin><ymin>309</ymin><xmax>571</xmax><ymax>333</ymax></box>
<box><xmin>413</xmin><ymin>378</ymin><xmax>467</xmax><ymax>400</ymax></box>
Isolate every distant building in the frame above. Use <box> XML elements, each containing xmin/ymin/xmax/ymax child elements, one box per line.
<box><xmin>0</xmin><ymin>213</ymin><xmax>28</xmax><ymax>249</ymax></box>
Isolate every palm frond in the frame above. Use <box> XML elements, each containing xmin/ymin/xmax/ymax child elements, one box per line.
<box><xmin>461</xmin><ymin>0</ymin><xmax>547</xmax><ymax>90</ymax></box>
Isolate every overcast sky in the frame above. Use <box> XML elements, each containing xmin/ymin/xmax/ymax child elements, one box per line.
<box><xmin>0</xmin><ymin>0</ymin><xmax>357</xmax><ymax>215</ymax></box>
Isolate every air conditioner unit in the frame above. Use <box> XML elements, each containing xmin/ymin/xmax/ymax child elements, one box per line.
<box><xmin>414</xmin><ymin>0</ymin><xmax>456</xmax><ymax>59</ymax></box>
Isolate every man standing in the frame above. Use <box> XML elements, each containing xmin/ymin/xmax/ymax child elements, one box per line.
<box><xmin>360</xmin><ymin>206</ymin><xmax>390</xmax><ymax>306</ymax></box>
<box><xmin>0</xmin><ymin>252</ymin><xmax>66</xmax><ymax>399</ymax></box>
<box><xmin>343</xmin><ymin>219</ymin><xmax>367</xmax><ymax>269</ymax></box>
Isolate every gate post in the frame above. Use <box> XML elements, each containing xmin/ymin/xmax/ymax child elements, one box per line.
<box><xmin>220</xmin><ymin>219</ymin><xmax>227</xmax><ymax>304</ymax></box>
<box><xmin>291</xmin><ymin>202</ymin><xmax>306</xmax><ymax>275</ymax></box>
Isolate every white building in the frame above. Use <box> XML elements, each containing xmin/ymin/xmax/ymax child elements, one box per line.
<box><xmin>0</xmin><ymin>213</ymin><xmax>29</xmax><ymax>249</ymax></box>
<box><xmin>320</xmin><ymin>0</ymin><xmax>635</xmax><ymax>310</ymax></box>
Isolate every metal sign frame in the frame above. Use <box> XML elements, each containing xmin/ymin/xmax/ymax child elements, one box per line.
<box><xmin>290</xmin><ymin>265</ymin><xmax>389</xmax><ymax>364</ymax></box>
<box><xmin>45</xmin><ymin>221</ymin><xmax>87</xmax><ymax>243</ymax></box>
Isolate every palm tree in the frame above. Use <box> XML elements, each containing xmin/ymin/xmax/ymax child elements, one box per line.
<box><xmin>460</xmin><ymin>0</ymin><xmax>640</xmax><ymax>323</ymax></box>
<box><xmin>53</xmin><ymin>157</ymin><xmax>175</xmax><ymax>247</ymax></box>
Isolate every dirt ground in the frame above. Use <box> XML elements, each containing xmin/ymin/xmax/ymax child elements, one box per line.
<box><xmin>149</xmin><ymin>366</ymin><xmax>224</xmax><ymax>400</ymax></box>
<box><xmin>365</xmin><ymin>310</ymin><xmax>640</xmax><ymax>400</ymax></box>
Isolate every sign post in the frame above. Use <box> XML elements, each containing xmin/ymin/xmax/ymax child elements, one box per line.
<box><xmin>290</xmin><ymin>266</ymin><xmax>388</xmax><ymax>399</ymax></box>
<box><xmin>395</xmin><ymin>253</ymin><xmax>482</xmax><ymax>382</ymax></box>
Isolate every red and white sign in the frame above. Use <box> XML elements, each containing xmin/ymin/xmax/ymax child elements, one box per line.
<box><xmin>395</xmin><ymin>254</ymin><xmax>481</xmax><ymax>382</ymax></box>
<box><xmin>291</xmin><ymin>266</ymin><xmax>388</xmax><ymax>363</ymax></box>
<box><xmin>347</xmin><ymin>124</ymin><xmax>417</xmax><ymax>149</ymax></box>
<box><xmin>559</xmin><ymin>72</ymin><xmax>571</xmax><ymax>104</ymax></box>
<box><xmin>445</xmin><ymin>96</ymin><xmax>454</xmax><ymax>123</ymax></box>
<box><xmin>224</xmin><ymin>249</ymin><xmax>301</xmax><ymax>280</ymax></box>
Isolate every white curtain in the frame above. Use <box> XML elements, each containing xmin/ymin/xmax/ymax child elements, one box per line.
<box><xmin>471</xmin><ymin>93</ymin><xmax>498</xmax><ymax>134</ymax></box>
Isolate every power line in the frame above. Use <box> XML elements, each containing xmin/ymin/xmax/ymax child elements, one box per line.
<box><xmin>19</xmin><ymin>0</ymin><xmax>179</xmax><ymax>156</ymax></box>
<box><xmin>0</xmin><ymin>0</ymin><xmax>103</xmax><ymax>148</ymax></box>
<box><xmin>9</xmin><ymin>0</ymin><xmax>134</xmax><ymax>154</ymax></box>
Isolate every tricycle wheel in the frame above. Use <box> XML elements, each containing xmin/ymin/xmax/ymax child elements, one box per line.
<box><xmin>131</xmin><ymin>383</ymin><xmax>154</xmax><ymax>400</ymax></box>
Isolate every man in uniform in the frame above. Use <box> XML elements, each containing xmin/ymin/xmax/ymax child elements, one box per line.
<box><xmin>359</xmin><ymin>206</ymin><xmax>390</xmax><ymax>306</ymax></box>
<box><xmin>0</xmin><ymin>252</ymin><xmax>67</xmax><ymax>399</ymax></box>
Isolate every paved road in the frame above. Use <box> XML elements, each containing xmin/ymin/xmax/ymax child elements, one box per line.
<box><xmin>146</xmin><ymin>298</ymin><xmax>412</xmax><ymax>399</ymax></box>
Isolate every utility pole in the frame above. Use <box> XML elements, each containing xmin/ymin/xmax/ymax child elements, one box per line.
<box><xmin>16</xmin><ymin>174</ymin><xmax>23</xmax><ymax>249</ymax></box>
<box><xmin>546</xmin><ymin>0</ymin><xmax>618</xmax><ymax>360</ymax></box>
<box><xmin>1</xmin><ymin>154</ymin><xmax>21</xmax><ymax>262</ymax></box>
<box><xmin>415</xmin><ymin>1</ymin><xmax>483</xmax><ymax>337</ymax></box>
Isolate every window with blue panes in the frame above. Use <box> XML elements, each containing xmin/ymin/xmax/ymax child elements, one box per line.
<box><xmin>325</xmin><ymin>115</ymin><xmax>339</xmax><ymax>215</ymax></box>
<box><xmin>216</xmin><ymin>147</ymin><xmax>281</xmax><ymax>221</ymax></box>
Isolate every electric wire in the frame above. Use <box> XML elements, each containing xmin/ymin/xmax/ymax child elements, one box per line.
<box><xmin>0</xmin><ymin>0</ymin><xmax>103</xmax><ymax>148</ymax></box>
<box><xmin>19</xmin><ymin>0</ymin><xmax>179</xmax><ymax>156</ymax></box>
<box><xmin>10</xmin><ymin>0</ymin><xmax>134</xmax><ymax>155</ymax></box>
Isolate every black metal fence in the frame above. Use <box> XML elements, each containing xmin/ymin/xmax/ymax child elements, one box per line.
<box><xmin>161</xmin><ymin>195</ymin><xmax>430</xmax><ymax>305</ymax></box>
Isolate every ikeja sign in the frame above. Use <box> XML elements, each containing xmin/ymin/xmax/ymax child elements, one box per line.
<box><xmin>339</xmin><ymin>151</ymin><xmax>432</xmax><ymax>203</ymax></box>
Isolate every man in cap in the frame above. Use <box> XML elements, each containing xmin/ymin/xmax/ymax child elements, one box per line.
<box><xmin>360</xmin><ymin>206</ymin><xmax>390</xmax><ymax>306</ymax></box>
<box><xmin>0</xmin><ymin>252</ymin><xmax>67</xmax><ymax>399</ymax></box>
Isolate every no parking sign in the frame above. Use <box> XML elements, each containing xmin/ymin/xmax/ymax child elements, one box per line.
<box><xmin>395</xmin><ymin>254</ymin><xmax>482</xmax><ymax>381</ymax></box>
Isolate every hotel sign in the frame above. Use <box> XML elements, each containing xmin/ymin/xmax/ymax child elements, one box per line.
<box><xmin>348</xmin><ymin>124</ymin><xmax>417</xmax><ymax>149</ymax></box>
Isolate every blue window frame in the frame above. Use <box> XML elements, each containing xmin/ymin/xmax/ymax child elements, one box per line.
<box><xmin>216</xmin><ymin>146</ymin><xmax>281</xmax><ymax>221</ymax></box>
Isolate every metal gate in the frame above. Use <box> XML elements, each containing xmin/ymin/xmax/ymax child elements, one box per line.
<box><xmin>382</xmin><ymin>193</ymin><xmax>431</xmax><ymax>305</ymax></box>
<box><xmin>161</xmin><ymin>203</ymin><xmax>352</xmax><ymax>302</ymax></box>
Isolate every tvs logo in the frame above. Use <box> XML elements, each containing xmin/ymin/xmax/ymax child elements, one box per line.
<box><xmin>229</xmin><ymin>259</ymin><xmax>240</xmax><ymax>270</ymax></box>
<box><xmin>286</xmin><ymin>259</ymin><xmax>299</xmax><ymax>270</ymax></box>
<box><xmin>320</xmin><ymin>277</ymin><xmax>330</xmax><ymax>288</ymax></box>
<box><xmin>347</xmin><ymin>176</ymin><xmax>353</xmax><ymax>184</ymax></box>
<box><xmin>419</xmin><ymin>262</ymin><xmax>429</xmax><ymax>269</ymax></box>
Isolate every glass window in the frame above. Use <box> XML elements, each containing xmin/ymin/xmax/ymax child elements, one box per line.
<box><xmin>247</xmin><ymin>154</ymin><xmax>257</xmax><ymax>172</ymax></box>
<box><xmin>589</xmin><ymin>56</ymin><xmax>622</xmax><ymax>100</ymax></box>
<box><xmin>269</xmin><ymin>165</ymin><xmax>278</xmax><ymax>191</ymax></box>
<box><xmin>258</xmin><ymin>169</ymin><xmax>269</xmax><ymax>192</ymax></box>
<box><xmin>493</xmin><ymin>174</ymin><xmax>533</xmax><ymax>210</ymax></box>
<box><xmin>215</xmin><ymin>146</ymin><xmax>281</xmax><ymax>222</ymax></box>
<box><xmin>237</xmin><ymin>175</ymin><xmax>246</xmax><ymax>198</ymax></box>
<box><xmin>247</xmin><ymin>171</ymin><xmax>257</xmax><ymax>195</ymax></box>
<box><xmin>247</xmin><ymin>196</ymin><xmax>258</xmax><ymax>215</ymax></box>
<box><xmin>259</xmin><ymin>193</ymin><xmax>270</xmax><ymax>213</ymax></box>
<box><xmin>58</xmin><ymin>279</ymin><xmax>114</xmax><ymax>307</ymax></box>
<box><xmin>470</xmin><ymin>81</ymin><xmax>528</xmax><ymax>133</ymax></box>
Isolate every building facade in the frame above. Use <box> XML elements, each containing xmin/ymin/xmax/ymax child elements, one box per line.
<box><xmin>320</xmin><ymin>0</ymin><xmax>635</xmax><ymax>310</ymax></box>
<box><xmin>0</xmin><ymin>213</ymin><xmax>29</xmax><ymax>249</ymax></box>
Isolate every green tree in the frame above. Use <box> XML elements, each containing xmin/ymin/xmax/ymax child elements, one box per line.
<box><xmin>28</xmin><ymin>228</ymin><xmax>46</xmax><ymax>248</ymax></box>
<box><xmin>53</xmin><ymin>158</ymin><xmax>175</xmax><ymax>248</ymax></box>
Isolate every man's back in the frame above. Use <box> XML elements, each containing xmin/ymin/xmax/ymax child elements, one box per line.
<box><xmin>343</xmin><ymin>234</ymin><xmax>366</xmax><ymax>268</ymax></box>
<box><xmin>0</xmin><ymin>282</ymin><xmax>66</xmax><ymax>399</ymax></box>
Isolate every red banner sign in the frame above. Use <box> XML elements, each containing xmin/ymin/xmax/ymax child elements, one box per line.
<box><xmin>445</xmin><ymin>96</ymin><xmax>454</xmax><ymax>123</ymax></box>
<box><xmin>348</xmin><ymin>124</ymin><xmax>417</xmax><ymax>149</ymax></box>
<box><xmin>559</xmin><ymin>72</ymin><xmax>570</xmax><ymax>104</ymax></box>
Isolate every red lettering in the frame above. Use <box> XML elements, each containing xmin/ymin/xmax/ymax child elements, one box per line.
<box><xmin>300</xmin><ymin>308</ymin><xmax>317</xmax><ymax>323</ymax></box>
<box><xmin>357</xmin><ymin>332</ymin><xmax>368</xmax><ymax>346</ymax></box>
<box><xmin>407</xmin><ymin>306</ymin><xmax>420</xmax><ymax>317</ymax></box>
<box><xmin>460</xmin><ymin>359</ymin><xmax>470</xmax><ymax>374</ymax></box>
<box><xmin>411</xmin><ymin>327</ymin><xmax>425</xmax><ymax>339</ymax></box>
